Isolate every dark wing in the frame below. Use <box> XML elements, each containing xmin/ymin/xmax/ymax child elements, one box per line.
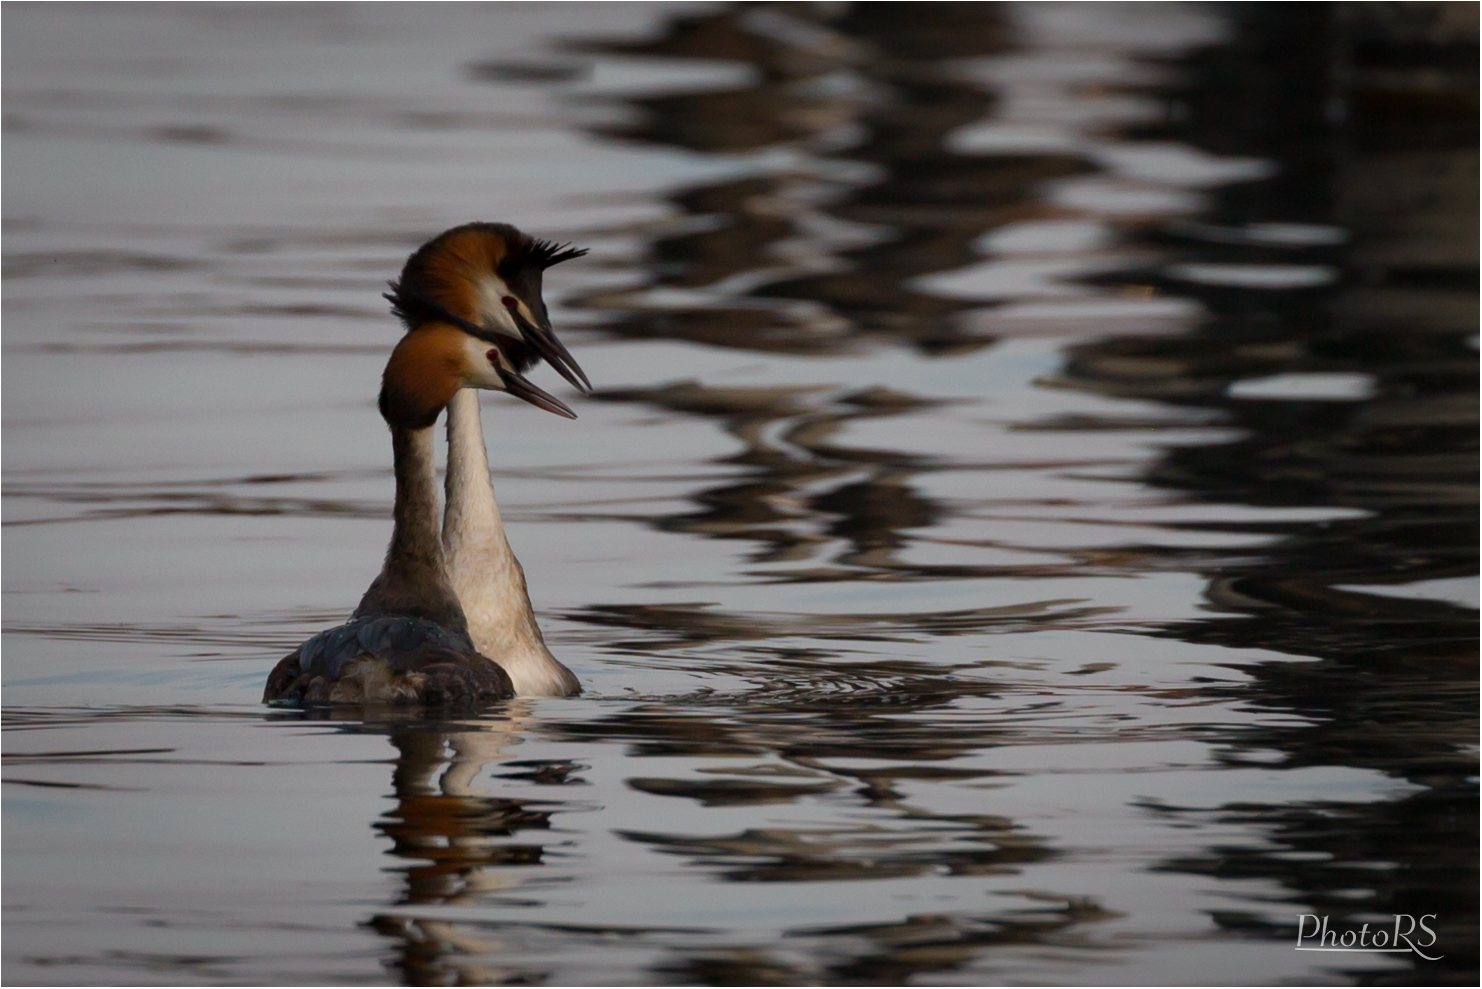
<box><xmin>263</xmin><ymin>616</ymin><xmax>513</xmax><ymax>707</ymax></box>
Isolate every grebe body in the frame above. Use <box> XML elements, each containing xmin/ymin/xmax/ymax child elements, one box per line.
<box><xmin>264</xmin><ymin>223</ymin><xmax>587</xmax><ymax>706</ymax></box>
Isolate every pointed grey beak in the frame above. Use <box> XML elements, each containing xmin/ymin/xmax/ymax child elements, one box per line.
<box><xmin>398</xmin><ymin>290</ymin><xmax>592</xmax><ymax>405</ymax></box>
<box><xmin>499</xmin><ymin>297</ymin><xmax>592</xmax><ymax>394</ymax></box>
<box><xmin>490</xmin><ymin>357</ymin><xmax>578</xmax><ymax>419</ymax></box>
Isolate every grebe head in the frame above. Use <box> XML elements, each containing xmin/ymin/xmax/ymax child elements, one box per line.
<box><xmin>378</xmin><ymin>223</ymin><xmax>589</xmax><ymax>428</ymax></box>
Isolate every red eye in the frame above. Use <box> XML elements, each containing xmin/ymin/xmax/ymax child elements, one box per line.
<box><xmin>501</xmin><ymin>296</ymin><xmax>518</xmax><ymax>309</ymax></box>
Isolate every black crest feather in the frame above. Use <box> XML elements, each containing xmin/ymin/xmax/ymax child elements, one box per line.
<box><xmin>384</xmin><ymin>222</ymin><xmax>588</xmax><ymax>330</ymax></box>
<box><xmin>499</xmin><ymin>237</ymin><xmax>589</xmax><ymax>279</ymax></box>
<box><xmin>384</xmin><ymin>283</ymin><xmax>440</xmax><ymax>330</ymax></box>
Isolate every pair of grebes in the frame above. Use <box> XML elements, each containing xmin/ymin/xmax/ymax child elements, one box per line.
<box><xmin>264</xmin><ymin>223</ymin><xmax>586</xmax><ymax>707</ymax></box>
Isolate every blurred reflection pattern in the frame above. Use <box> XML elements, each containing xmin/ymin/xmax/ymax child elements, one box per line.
<box><xmin>360</xmin><ymin>711</ymin><xmax>578</xmax><ymax>985</ymax></box>
<box><xmin>359</xmin><ymin>3</ymin><xmax>1476</xmax><ymax>983</ymax></box>
<box><xmin>1086</xmin><ymin>5</ymin><xmax>1480</xmax><ymax>969</ymax></box>
<box><xmin>2</xmin><ymin>2</ymin><xmax>1474</xmax><ymax>985</ymax></box>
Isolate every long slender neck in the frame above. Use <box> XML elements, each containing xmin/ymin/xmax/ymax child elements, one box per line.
<box><xmin>355</xmin><ymin>423</ymin><xmax>467</xmax><ymax>634</ymax></box>
<box><xmin>443</xmin><ymin>389</ymin><xmax>579</xmax><ymax>696</ymax></box>
<box><xmin>444</xmin><ymin>388</ymin><xmax>507</xmax><ymax>558</ymax></box>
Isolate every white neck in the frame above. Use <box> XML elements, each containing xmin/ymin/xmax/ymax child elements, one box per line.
<box><xmin>354</xmin><ymin>424</ymin><xmax>467</xmax><ymax>634</ymax></box>
<box><xmin>443</xmin><ymin>389</ymin><xmax>579</xmax><ymax>696</ymax></box>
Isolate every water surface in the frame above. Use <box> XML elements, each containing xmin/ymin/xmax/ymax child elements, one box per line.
<box><xmin>4</xmin><ymin>3</ymin><xmax>1476</xmax><ymax>985</ymax></box>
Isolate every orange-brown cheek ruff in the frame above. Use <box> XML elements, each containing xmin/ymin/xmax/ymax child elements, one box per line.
<box><xmin>378</xmin><ymin>324</ymin><xmax>474</xmax><ymax>429</ymax></box>
<box><xmin>395</xmin><ymin>226</ymin><xmax>509</xmax><ymax>326</ymax></box>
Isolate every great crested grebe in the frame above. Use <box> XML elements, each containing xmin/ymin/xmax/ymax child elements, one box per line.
<box><xmin>264</xmin><ymin>223</ymin><xmax>587</xmax><ymax>706</ymax></box>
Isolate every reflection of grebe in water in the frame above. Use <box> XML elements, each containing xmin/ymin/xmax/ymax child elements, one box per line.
<box><xmin>367</xmin><ymin>708</ymin><xmax>570</xmax><ymax>985</ymax></box>
<box><xmin>265</xmin><ymin>224</ymin><xmax>587</xmax><ymax>705</ymax></box>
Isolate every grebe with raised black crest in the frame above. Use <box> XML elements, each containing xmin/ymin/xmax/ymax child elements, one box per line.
<box><xmin>264</xmin><ymin>223</ymin><xmax>586</xmax><ymax>706</ymax></box>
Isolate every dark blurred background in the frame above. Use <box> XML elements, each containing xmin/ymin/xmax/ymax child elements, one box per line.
<box><xmin>3</xmin><ymin>3</ymin><xmax>1475</xmax><ymax>985</ymax></box>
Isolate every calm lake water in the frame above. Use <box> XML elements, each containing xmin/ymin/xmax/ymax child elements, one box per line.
<box><xmin>4</xmin><ymin>3</ymin><xmax>1476</xmax><ymax>985</ymax></box>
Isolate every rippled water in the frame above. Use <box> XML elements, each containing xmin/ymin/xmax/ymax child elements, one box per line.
<box><xmin>4</xmin><ymin>3</ymin><xmax>1476</xmax><ymax>985</ymax></box>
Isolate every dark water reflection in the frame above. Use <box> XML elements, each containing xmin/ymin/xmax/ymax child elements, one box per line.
<box><xmin>572</xmin><ymin>3</ymin><xmax>1474</xmax><ymax>983</ymax></box>
<box><xmin>354</xmin><ymin>709</ymin><xmax>1072</xmax><ymax>986</ymax></box>
<box><xmin>3</xmin><ymin>2</ymin><xmax>1475</xmax><ymax>986</ymax></box>
<box><xmin>572</xmin><ymin>3</ymin><xmax>1060</xmax><ymax>355</ymax></box>
<box><xmin>1087</xmin><ymin>9</ymin><xmax>1478</xmax><ymax>978</ymax></box>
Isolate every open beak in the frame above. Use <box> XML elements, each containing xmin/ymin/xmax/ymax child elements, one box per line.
<box><xmin>499</xmin><ymin>298</ymin><xmax>592</xmax><ymax>394</ymax></box>
<box><xmin>489</xmin><ymin>353</ymin><xmax>577</xmax><ymax>419</ymax></box>
<box><xmin>397</xmin><ymin>291</ymin><xmax>590</xmax><ymax>416</ymax></box>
